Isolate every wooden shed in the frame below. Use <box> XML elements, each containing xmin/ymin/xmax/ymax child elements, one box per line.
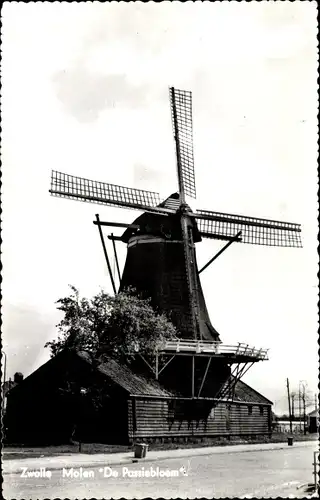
<box><xmin>129</xmin><ymin>381</ymin><xmax>272</xmax><ymax>443</ymax></box>
<box><xmin>5</xmin><ymin>349</ymin><xmax>272</xmax><ymax>445</ymax></box>
<box><xmin>307</xmin><ymin>409</ymin><xmax>319</xmax><ymax>434</ymax></box>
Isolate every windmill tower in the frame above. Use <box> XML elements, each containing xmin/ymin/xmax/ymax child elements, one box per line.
<box><xmin>49</xmin><ymin>87</ymin><xmax>302</xmax><ymax>400</ymax></box>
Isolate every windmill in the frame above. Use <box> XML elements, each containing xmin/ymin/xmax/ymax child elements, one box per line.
<box><xmin>49</xmin><ymin>87</ymin><xmax>302</xmax><ymax>399</ymax></box>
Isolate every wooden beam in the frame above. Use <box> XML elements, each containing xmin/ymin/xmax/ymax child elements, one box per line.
<box><xmin>158</xmin><ymin>355</ymin><xmax>176</xmax><ymax>376</ymax></box>
<box><xmin>111</xmin><ymin>233</ymin><xmax>121</xmax><ymax>283</ymax></box>
<box><xmin>139</xmin><ymin>353</ymin><xmax>156</xmax><ymax>375</ymax></box>
<box><xmin>95</xmin><ymin>214</ymin><xmax>117</xmax><ymax>294</ymax></box>
<box><xmin>198</xmin><ymin>357</ymin><xmax>212</xmax><ymax>397</ymax></box>
<box><xmin>199</xmin><ymin>231</ymin><xmax>242</xmax><ymax>274</ymax></box>
<box><xmin>107</xmin><ymin>235</ymin><xmax>122</xmax><ymax>241</ymax></box>
<box><xmin>191</xmin><ymin>356</ymin><xmax>195</xmax><ymax>398</ymax></box>
<box><xmin>93</xmin><ymin>220</ymin><xmax>140</xmax><ymax>229</ymax></box>
<box><xmin>155</xmin><ymin>353</ymin><xmax>159</xmax><ymax>380</ymax></box>
<box><xmin>199</xmin><ymin>232</ymin><xmax>242</xmax><ymax>242</ymax></box>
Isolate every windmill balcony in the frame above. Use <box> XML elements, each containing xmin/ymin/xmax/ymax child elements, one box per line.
<box><xmin>157</xmin><ymin>340</ymin><xmax>269</xmax><ymax>361</ymax></box>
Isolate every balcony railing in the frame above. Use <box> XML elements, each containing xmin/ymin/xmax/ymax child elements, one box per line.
<box><xmin>157</xmin><ymin>340</ymin><xmax>269</xmax><ymax>360</ymax></box>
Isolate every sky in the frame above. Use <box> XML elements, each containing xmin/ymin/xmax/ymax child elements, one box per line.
<box><xmin>1</xmin><ymin>2</ymin><xmax>318</xmax><ymax>414</ymax></box>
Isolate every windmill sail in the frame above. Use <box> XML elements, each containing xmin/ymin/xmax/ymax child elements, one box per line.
<box><xmin>169</xmin><ymin>87</ymin><xmax>196</xmax><ymax>200</ymax></box>
<box><xmin>49</xmin><ymin>170</ymin><xmax>173</xmax><ymax>215</ymax></box>
<box><xmin>196</xmin><ymin>209</ymin><xmax>302</xmax><ymax>247</ymax></box>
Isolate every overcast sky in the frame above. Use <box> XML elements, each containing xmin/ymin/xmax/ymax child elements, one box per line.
<box><xmin>2</xmin><ymin>2</ymin><xmax>318</xmax><ymax>414</ymax></box>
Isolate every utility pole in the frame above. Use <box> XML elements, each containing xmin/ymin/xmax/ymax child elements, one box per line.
<box><xmin>302</xmin><ymin>386</ymin><xmax>307</xmax><ymax>435</ymax></box>
<box><xmin>287</xmin><ymin>378</ymin><xmax>292</xmax><ymax>434</ymax></box>
<box><xmin>302</xmin><ymin>384</ymin><xmax>307</xmax><ymax>435</ymax></box>
<box><xmin>299</xmin><ymin>385</ymin><xmax>302</xmax><ymax>432</ymax></box>
<box><xmin>291</xmin><ymin>393</ymin><xmax>295</xmax><ymax>420</ymax></box>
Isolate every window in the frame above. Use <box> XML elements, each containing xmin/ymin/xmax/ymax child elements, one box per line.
<box><xmin>260</xmin><ymin>406</ymin><xmax>264</xmax><ymax>416</ymax></box>
<box><xmin>248</xmin><ymin>405</ymin><xmax>253</xmax><ymax>415</ymax></box>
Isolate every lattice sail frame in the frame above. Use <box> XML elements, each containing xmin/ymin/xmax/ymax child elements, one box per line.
<box><xmin>169</xmin><ymin>87</ymin><xmax>196</xmax><ymax>199</ymax></box>
<box><xmin>50</xmin><ymin>170</ymin><xmax>161</xmax><ymax>211</ymax></box>
<box><xmin>196</xmin><ymin>209</ymin><xmax>302</xmax><ymax>247</ymax></box>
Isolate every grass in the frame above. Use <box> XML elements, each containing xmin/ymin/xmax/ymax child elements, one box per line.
<box><xmin>3</xmin><ymin>433</ymin><xmax>317</xmax><ymax>460</ymax></box>
<box><xmin>2</xmin><ymin>443</ymin><xmax>130</xmax><ymax>460</ymax></box>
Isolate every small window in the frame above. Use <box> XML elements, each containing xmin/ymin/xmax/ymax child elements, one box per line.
<box><xmin>248</xmin><ymin>405</ymin><xmax>253</xmax><ymax>415</ymax></box>
<box><xmin>260</xmin><ymin>406</ymin><xmax>264</xmax><ymax>416</ymax></box>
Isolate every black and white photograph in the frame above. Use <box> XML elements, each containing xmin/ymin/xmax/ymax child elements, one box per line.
<box><xmin>1</xmin><ymin>2</ymin><xmax>318</xmax><ymax>498</ymax></box>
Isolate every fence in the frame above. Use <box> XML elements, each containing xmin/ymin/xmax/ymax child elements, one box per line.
<box><xmin>159</xmin><ymin>340</ymin><xmax>268</xmax><ymax>360</ymax></box>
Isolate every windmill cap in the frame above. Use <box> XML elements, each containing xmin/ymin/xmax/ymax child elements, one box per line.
<box><xmin>158</xmin><ymin>193</ymin><xmax>193</xmax><ymax>213</ymax></box>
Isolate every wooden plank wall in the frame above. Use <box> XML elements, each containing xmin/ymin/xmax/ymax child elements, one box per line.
<box><xmin>128</xmin><ymin>398</ymin><xmax>271</xmax><ymax>441</ymax></box>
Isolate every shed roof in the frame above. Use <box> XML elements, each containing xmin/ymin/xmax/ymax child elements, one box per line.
<box><xmin>232</xmin><ymin>378</ymin><xmax>273</xmax><ymax>405</ymax></box>
<box><xmin>308</xmin><ymin>408</ymin><xmax>318</xmax><ymax>418</ymax></box>
<box><xmin>77</xmin><ymin>351</ymin><xmax>175</xmax><ymax>397</ymax></box>
<box><xmin>7</xmin><ymin>350</ymin><xmax>176</xmax><ymax>399</ymax></box>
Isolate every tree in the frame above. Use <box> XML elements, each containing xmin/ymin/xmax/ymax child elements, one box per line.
<box><xmin>44</xmin><ymin>286</ymin><xmax>178</xmax><ymax>445</ymax></box>
<box><xmin>299</xmin><ymin>382</ymin><xmax>314</xmax><ymax>435</ymax></box>
<box><xmin>289</xmin><ymin>382</ymin><xmax>315</xmax><ymax>433</ymax></box>
<box><xmin>45</xmin><ymin>285</ymin><xmax>177</xmax><ymax>362</ymax></box>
